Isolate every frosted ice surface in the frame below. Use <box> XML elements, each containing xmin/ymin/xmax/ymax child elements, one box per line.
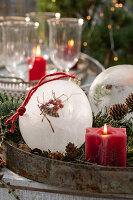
<box><xmin>89</xmin><ymin>65</ymin><xmax>133</xmax><ymax>120</ymax></box>
<box><xmin>19</xmin><ymin>80</ymin><xmax>92</xmax><ymax>152</ymax></box>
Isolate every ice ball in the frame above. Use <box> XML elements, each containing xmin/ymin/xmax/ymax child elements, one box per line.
<box><xmin>89</xmin><ymin>65</ymin><xmax>133</xmax><ymax>120</ymax></box>
<box><xmin>19</xmin><ymin>80</ymin><xmax>92</xmax><ymax>152</ymax></box>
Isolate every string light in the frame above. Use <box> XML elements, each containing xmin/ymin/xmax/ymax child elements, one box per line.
<box><xmin>112</xmin><ymin>0</ymin><xmax>117</xmax><ymax>3</ymax></box>
<box><xmin>84</xmin><ymin>0</ymin><xmax>124</xmax><ymax>64</ymax></box>
<box><xmin>87</xmin><ymin>16</ymin><xmax>91</xmax><ymax>20</ymax></box>
<box><xmin>115</xmin><ymin>3</ymin><xmax>119</xmax><ymax>8</ymax></box>
<box><xmin>100</xmin><ymin>12</ymin><xmax>104</xmax><ymax>17</ymax></box>
<box><xmin>119</xmin><ymin>3</ymin><xmax>123</xmax><ymax>8</ymax></box>
<box><xmin>108</xmin><ymin>24</ymin><xmax>112</xmax><ymax>29</ymax></box>
<box><xmin>83</xmin><ymin>42</ymin><xmax>87</xmax><ymax>46</ymax></box>
<box><xmin>110</xmin><ymin>7</ymin><xmax>115</xmax><ymax>12</ymax></box>
<box><xmin>116</xmin><ymin>25</ymin><xmax>120</xmax><ymax>29</ymax></box>
<box><xmin>114</xmin><ymin>56</ymin><xmax>118</xmax><ymax>61</ymax></box>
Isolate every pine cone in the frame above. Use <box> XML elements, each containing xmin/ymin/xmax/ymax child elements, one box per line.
<box><xmin>108</xmin><ymin>103</ymin><xmax>128</xmax><ymax>120</ymax></box>
<box><xmin>31</xmin><ymin>148</ymin><xmax>43</xmax><ymax>156</ymax></box>
<box><xmin>18</xmin><ymin>142</ymin><xmax>31</xmax><ymax>153</ymax></box>
<box><xmin>48</xmin><ymin>152</ymin><xmax>64</xmax><ymax>161</ymax></box>
<box><xmin>125</xmin><ymin>93</ymin><xmax>133</xmax><ymax>112</ymax></box>
<box><xmin>65</xmin><ymin>142</ymin><xmax>78</xmax><ymax>159</ymax></box>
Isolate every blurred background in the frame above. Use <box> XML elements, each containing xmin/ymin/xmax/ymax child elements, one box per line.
<box><xmin>0</xmin><ymin>0</ymin><xmax>133</xmax><ymax>68</ymax></box>
<box><xmin>0</xmin><ymin>0</ymin><xmax>36</xmax><ymax>16</ymax></box>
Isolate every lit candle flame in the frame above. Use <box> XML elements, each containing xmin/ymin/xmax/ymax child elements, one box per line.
<box><xmin>68</xmin><ymin>40</ymin><xmax>74</xmax><ymax>47</ymax></box>
<box><xmin>103</xmin><ymin>124</ymin><xmax>107</xmax><ymax>135</ymax></box>
<box><xmin>36</xmin><ymin>45</ymin><xmax>41</xmax><ymax>56</ymax></box>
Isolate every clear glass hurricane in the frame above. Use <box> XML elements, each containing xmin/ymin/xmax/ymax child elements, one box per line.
<box><xmin>48</xmin><ymin>18</ymin><xmax>84</xmax><ymax>73</ymax></box>
<box><xmin>5</xmin><ymin>16</ymin><xmax>29</xmax><ymax>22</ymax></box>
<box><xmin>26</xmin><ymin>12</ymin><xmax>60</xmax><ymax>61</ymax></box>
<box><xmin>2</xmin><ymin>21</ymin><xmax>38</xmax><ymax>80</ymax></box>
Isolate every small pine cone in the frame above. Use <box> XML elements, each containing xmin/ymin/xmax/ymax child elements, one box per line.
<box><xmin>108</xmin><ymin>103</ymin><xmax>128</xmax><ymax>121</ymax></box>
<box><xmin>18</xmin><ymin>142</ymin><xmax>31</xmax><ymax>153</ymax></box>
<box><xmin>31</xmin><ymin>148</ymin><xmax>43</xmax><ymax>156</ymax></box>
<box><xmin>125</xmin><ymin>93</ymin><xmax>133</xmax><ymax>112</ymax></box>
<box><xmin>65</xmin><ymin>142</ymin><xmax>78</xmax><ymax>159</ymax></box>
<box><xmin>48</xmin><ymin>152</ymin><xmax>64</xmax><ymax>161</ymax></box>
<box><xmin>43</xmin><ymin>107</ymin><xmax>59</xmax><ymax>117</ymax></box>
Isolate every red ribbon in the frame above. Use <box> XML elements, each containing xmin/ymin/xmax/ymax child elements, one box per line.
<box><xmin>5</xmin><ymin>72</ymin><xmax>75</xmax><ymax>133</ymax></box>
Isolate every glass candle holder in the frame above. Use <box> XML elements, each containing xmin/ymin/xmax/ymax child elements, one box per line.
<box><xmin>0</xmin><ymin>16</ymin><xmax>31</xmax><ymax>67</ymax></box>
<box><xmin>2</xmin><ymin>21</ymin><xmax>39</xmax><ymax>80</ymax></box>
<box><xmin>48</xmin><ymin>18</ymin><xmax>84</xmax><ymax>73</ymax></box>
<box><xmin>26</xmin><ymin>12</ymin><xmax>60</xmax><ymax>60</ymax></box>
<box><xmin>5</xmin><ymin>16</ymin><xmax>30</xmax><ymax>22</ymax></box>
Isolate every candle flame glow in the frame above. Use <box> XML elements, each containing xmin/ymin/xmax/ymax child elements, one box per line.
<box><xmin>32</xmin><ymin>47</ymin><xmax>36</xmax><ymax>55</ymax></box>
<box><xmin>103</xmin><ymin>124</ymin><xmax>107</xmax><ymax>135</ymax></box>
<box><xmin>68</xmin><ymin>40</ymin><xmax>74</xmax><ymax>47</ymax></box>
<box><xmin>36</xmin><ymin>45</ymin><xmax>41</xmax><ymax>56</ymax></box>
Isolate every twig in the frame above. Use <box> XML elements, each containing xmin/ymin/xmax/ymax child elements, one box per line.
<box><xmin>0</xmin><ymin>178</ymin><xmax>20</xmax><ymax>200</ymax></box>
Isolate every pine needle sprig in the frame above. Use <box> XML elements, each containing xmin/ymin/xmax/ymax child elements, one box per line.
<box><xmin>0</xmin><ymin>93</ymin><xmax>132</xmax><ymax>167</ymax></box>
<box><xmin>0</xmin><ymin>93</ymin><xmax>23</xmax><ymax>143</ymax></box>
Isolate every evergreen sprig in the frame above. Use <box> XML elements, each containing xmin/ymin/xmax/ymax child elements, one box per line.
<box><xmin>0</xmin><ymin>93</ymin><xmax>23</xmax><ymax>143</ymax></box>
<box><xmin>0</xmin><ymin>93</ymin><xmax>132</xmax><ymax>167</ymax></box>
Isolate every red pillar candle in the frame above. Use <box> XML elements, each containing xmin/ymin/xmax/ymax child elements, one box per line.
<box><xmin>28</xmin><ymin>46</ymin><xmax>46</xmax><ymax>81</ymax></box>
<box><xmin>29</xmin><ymin>57</ymin><xmax>46</xmax><ymax>81</ymax></box>
<box><xmin>85</xmin><ymin>125</ymin><xmax>127</xmax><ymax>167</ymax></box>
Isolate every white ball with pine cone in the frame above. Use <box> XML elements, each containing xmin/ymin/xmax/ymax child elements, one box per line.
<box><xmin>89</xmin><ymin>65</ymin><xmax>133</xmax><ymax>121</ymax></box>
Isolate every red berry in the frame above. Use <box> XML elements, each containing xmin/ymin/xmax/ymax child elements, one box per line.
<box><xmin>49</xmin><ymin>99</ymin><xmax>54</xmax><ymax>103</ymax></box>
<box><xmin>52</xmin><ymin>101</ymin><xmax>56</xmax><ymax>105</ymax></box>
<box><xmin>40</xmin><ymin>104</ymin><xmax>44</xmax><ymax>109</ymax></box>
<box><xmin>54</xmin><ymin>106</ymin><xmax>59</xmax><ymax>111</ymax></box>
<box><xmin>56</xmin><ymin>99</ymin><xmax>62</xmax><ymax>104</ymax></box>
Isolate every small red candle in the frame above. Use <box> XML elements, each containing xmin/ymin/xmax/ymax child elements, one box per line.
<box><xmin>64</xmin><ymin>40</ymin><xmax>76</xmax><ymax>59</ymax></box>
<box><xmin>85</xmin><ymin>125</ymin><xmax>127</xmax><ymax>167</ymax></box>
<box><xmin>28</xmin><ymin>46</ymin><xmax>46</xmax><ymax>81</ymax></box>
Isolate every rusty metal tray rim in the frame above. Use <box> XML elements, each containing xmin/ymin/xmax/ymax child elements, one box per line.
<box><xmin>4</xmin><ymin>141</ymin><xmax>133</xmax><ymax>172</ymax></box>
<box><xmin>3</xmin><ymin>140</ymin><xmax>133</xmax><ymax>194</ymax></box>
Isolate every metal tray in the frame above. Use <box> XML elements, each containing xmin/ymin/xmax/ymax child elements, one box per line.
<box><xmin>2</xmin><ymin>141</ymin><xmax>133</xmax><ymax>195</ymax></box>
<box><xmin>0</xmin><ymin>53</ymin><xmax>104</xmax><ymax>98</ymax></box>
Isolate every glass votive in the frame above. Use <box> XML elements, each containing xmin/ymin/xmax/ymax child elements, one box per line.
<box><xmin>0</xmin><ymin>16</ymin><xmax>31</xmax><ymax>68</ymax></box>
<box><xmin>26</xmin><ymin>12</ymin><xmax>60</xmax><ymax>61</ymax></box>
<box><xmin>48</xmin><ymin>18</ymin><xmax>84</xmax><ymax>73</ymax></box>
<box><xmin>2</xmin><ymin>21</ymin><xmax>39</xmax><ymax>81</ymax></box>
<box><xmin>5</xmin><ymin>16</ymin><xmax>30</xmax><ymax>22</ymax></box>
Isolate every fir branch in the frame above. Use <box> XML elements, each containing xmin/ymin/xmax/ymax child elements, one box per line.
<box><xmin>0</xmin><ymin>93</ymin><xmax>23</xmax><ymax>144</ymax></box>
<box><xmin>93</xmin><ymin>84</ymin><xmax>111</xmax><ymax>108</ymax></box>
<box><xmin>0</xmin><ymin>93</ymin><xmax>132</xmax><ymax>167</ymax></box>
